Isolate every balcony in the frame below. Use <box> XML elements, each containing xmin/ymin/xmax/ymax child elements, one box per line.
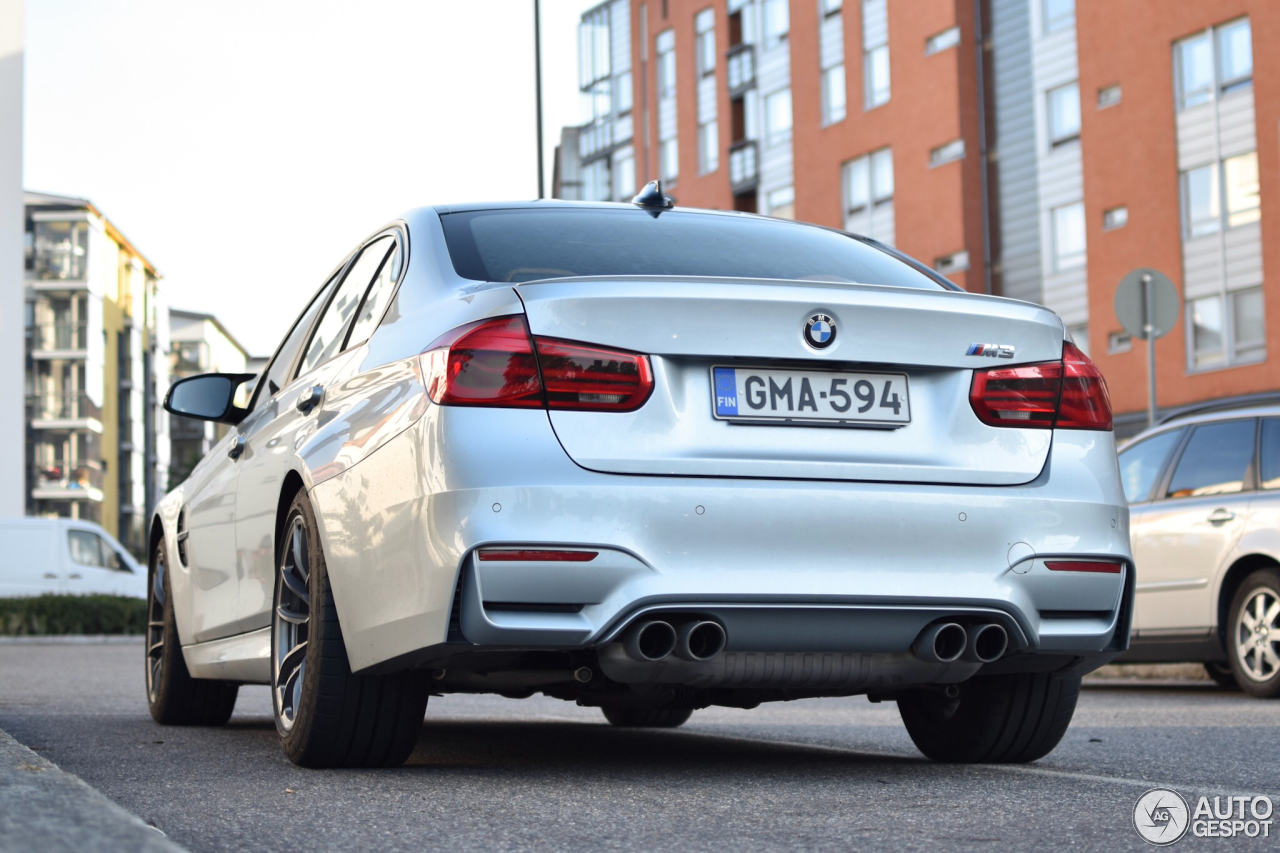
<box><xmin>727</xmin><ymin>44</ymin><xmax>756</xmax><ymax>97</ymax></box>
<box><xmin>729</xmin><ymin>140</ymin><xmax>759</xmax><ymax>193</ymax></box>
<box><xmin>31</xmin><ymin>460</ymin><xmax>104</xmax><ymax>502</ymax></box>
<box><xmin>28</xmin><ymin>393</ymin><xmax>104</xmax><ymax>432</ymax></box>
<box><xmin>30</xmin><ymin>322</ymin><xmax>89</xmax><ymax>357</ymax></box>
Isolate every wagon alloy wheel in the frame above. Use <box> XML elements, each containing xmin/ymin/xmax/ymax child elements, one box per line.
<box><xmin>1235</xmin><ymin>588</ymin><xmax>1280</xmax><ymax>682</ymax></box>
<box><xmin>273</xmin><ymin>517</ymin><xmax>311</xmax><ymax>732</ymax></box>
<box><xmin>146</xmin><ymin>550</ymin><xmax>167</xmax><ymax>702</ymax></box>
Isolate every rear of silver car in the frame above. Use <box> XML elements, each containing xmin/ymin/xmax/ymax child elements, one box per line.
<box><xmin>316</xmin><ymin>203</ymin><xmax>1132</xmax><ymax>762</ymax></box>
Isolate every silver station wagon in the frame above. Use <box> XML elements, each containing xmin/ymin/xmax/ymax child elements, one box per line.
<box><xmin>149</xmin><ymin>189</ymin><xmax>1132</xmax><ymax>767</ymax></box>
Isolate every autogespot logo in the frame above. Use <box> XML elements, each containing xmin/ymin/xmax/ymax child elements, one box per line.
<box><xmin>1133</xmin><ymin>788</ymin><xmax>1275</xmax><ymax>845</ymax></box>
<box><xmin>1134</xmin><ymin>789</ymin><xmax>1190</xmax><ymax>846</ymax></box>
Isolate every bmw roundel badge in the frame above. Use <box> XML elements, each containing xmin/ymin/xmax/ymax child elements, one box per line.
<box><xmin>804</xmin><ymin>313</ymin><xmax>837</xmax><ymax>349</ymax></box>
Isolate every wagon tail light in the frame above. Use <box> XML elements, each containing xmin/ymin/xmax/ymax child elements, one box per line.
<box><xmin>420</xmin><ymin>316</ymin><xmax>654</xmax><ymax>412</ymax></box>
<box><xmin>969</xmin><ymin>342</ymin><xmax>1112</xmax><ymax>431</ymax></box>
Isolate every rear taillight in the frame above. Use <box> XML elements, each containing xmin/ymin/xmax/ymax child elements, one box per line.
<box><xmin>421</xmin><ymin>316</ymin><xmax>653</xmax><ymax>412</ymax></box>
<box><xmin>969</xmin><ymin>341</ymin><xmax>1112</xmax><ymax>431</ymax></box>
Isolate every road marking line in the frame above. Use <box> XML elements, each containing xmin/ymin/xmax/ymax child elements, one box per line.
<box><xmin>674</xmin><ymin>729</ymin><xmax>1275</xmax><ymax>800</ymax></box>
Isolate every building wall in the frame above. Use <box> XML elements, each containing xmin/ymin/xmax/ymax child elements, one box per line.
<box><xmin>0</xmin><ymin>0</ymin><xmax>22</xmax><ymax>517</ymax></box>
<box><xmin>1077</xmin><ymin>0</ymin><xmax>1278</xmax><ymax>417</ymax></box>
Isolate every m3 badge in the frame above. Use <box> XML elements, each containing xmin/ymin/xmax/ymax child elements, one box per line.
<box><xmin>966</xmin><ymin>343</ymin><xmax>1015</xmax><ymax>359</ymax></box>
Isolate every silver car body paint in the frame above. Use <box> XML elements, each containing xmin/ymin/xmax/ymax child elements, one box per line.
<box><xmin>152</xmin><ymin>203</ymin><xmax>1132</xmax><ymax>687</ymax></box>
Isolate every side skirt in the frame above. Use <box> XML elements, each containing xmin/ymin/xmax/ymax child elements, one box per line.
<box><xmin>182</xmin><ymin>626</ymin><xmax>272</xmax><ymax>683</ymax></box>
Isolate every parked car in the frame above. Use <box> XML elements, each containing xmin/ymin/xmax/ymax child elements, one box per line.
<box><xmin>148</xmin><ymin>189</ymin><xmax>1131</xmax><ymax>768</ymax></box>
<box><xmin>1116</xmin><ymin>400</ymin><xmax>1280</xmax><ymax>698</ymax></box>
<box><xmin>0</xmin><ymin>517</ymin><xmax>145</xmax><ymax>599</ymax></box>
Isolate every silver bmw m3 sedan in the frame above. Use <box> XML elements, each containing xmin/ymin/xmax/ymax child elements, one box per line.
<box><xmin>150</xmin><ymin>187</ymin><xmax>1131</xmax><ymax>768</ymax></box>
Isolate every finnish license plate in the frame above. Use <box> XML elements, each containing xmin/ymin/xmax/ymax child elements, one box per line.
<box><xmin>711</xmin><ymin>366</ymin><xmax>911</xmax><ymax>427</ymax></box>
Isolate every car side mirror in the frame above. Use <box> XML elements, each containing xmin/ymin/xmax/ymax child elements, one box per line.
<box><xmin>163</xmin><ymin>373</ymin><xmax>256</xmax><ymax>425</ymax></box>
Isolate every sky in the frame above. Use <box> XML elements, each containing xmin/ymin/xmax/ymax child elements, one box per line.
<box><xmin>23</xmin><ymin>0</ymin><xmax>602</xmax><ymax>355</ymax></box>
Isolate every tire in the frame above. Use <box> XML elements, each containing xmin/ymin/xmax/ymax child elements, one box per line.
<box><xmin>272</xmin><ymin>490</ymin><xmax>430</xmax><ymax>768</ymax></box>
<box><xmin>146</xmin><ymin>538</ymin><xmax>239</xmax><ymax>725</ymax></box>
<box><xmin>1225</xmin><ymin>568</ymin><xmax>1280</xmax><ymax>699</ymax></box>
<box><xmin>602</xmin><ymin>707</ymin><xmax>694</xmax><ymax>728</ymax></box>
<box><xmin>1203</xmin><ymin>662</ymin><xmax>1240</xmax><ymax>690</ymax></box>
<box><xmin>897</xmin><ymin>672</ymin><xmax>1080</xmax><ymax>763</ymax></box>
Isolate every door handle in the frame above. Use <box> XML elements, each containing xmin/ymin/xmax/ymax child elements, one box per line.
<box><xmin>68</xmin><ymin>573</ymin><xmax>82</xmax><ymax>580</ymax></box>
<box><xmin>228</xmin><ymin>434</ymin><xmax>247</xmax><ymax>460</ymax></box>
<box><xmin>42</xmin><ymin>573</ymin><xmax>56</xmax><ymax>579</ymax></box>
<box><xmin>1207</xmin><ymin>508</ymin><xmax>1236</xmax><ymax>524</ymax></box>
<box><xmin>296</xmin><ymin>385</ymin><xmax>324</xmax><ymax>414</ymax></box>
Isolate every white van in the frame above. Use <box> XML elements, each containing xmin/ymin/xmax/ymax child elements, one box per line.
<box><xmin>0</xmin><ymin>517</ymin><xmax>146</xmax><ymax>599</ymax></box>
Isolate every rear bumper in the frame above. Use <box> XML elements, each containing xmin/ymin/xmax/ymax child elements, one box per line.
<box><xmin>314</xmin><ymin>407</ymin><xmax>1131</xmax><ymax>678</ymax></box>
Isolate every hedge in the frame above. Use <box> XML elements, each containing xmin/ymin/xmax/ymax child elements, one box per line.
<box><xmin>0</xmin><ymin>595</ymin><xmax>147</xmax><ymax>636</ymax></box>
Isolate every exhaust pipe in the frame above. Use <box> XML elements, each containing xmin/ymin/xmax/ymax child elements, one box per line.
<box><xmin>676</xmin><ymin>620</ymin><xmax>727</xmax><ymax>661</ymax></box>
<box><xmin>622</xmin><ymin>620</ymin><xmax>678</xmax><ymax>662</ymax></box>
<box><xmin>963</xmin><ymin>623</ymin><xmax>1008</xmax><ymax>663</ymax></box>
<box><xmin>912</xmin><ymin>622</ymin><xmax>967</xmax><ymax>663</ymax></box>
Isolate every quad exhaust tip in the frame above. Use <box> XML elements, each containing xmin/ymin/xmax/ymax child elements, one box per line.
<box><xmin>913</xmin><ymin>622</ymin><xmax>967</xmax><ymax>663</ymax></box>
<box><xmin>621</xmin><ymin>618</ymin><xmax>727</xmax><ymax>662</ymax></box>
<box><xmin>964</xmin><ymin>623</ymin><xmax>1008</xmax><ymax>664</ymax></box>
<box><xmin>676</xmin><ymin>620</ymin><xmax>727</xmax><ymax>662</ymax></box>
<box><xmin>623</xmin><ymin>620</ymin><xmax>678</xmax><ymax>662</ymax></box>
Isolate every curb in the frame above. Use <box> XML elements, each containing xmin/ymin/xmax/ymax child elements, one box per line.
<box><xmin>0</xmin><ymin>728</ymin><xmax>185</xmax><ymax>852</ymax></box>
<box><xmin>0</xmin><ymin>635</ymin><xmax>143</xmax><ymax>645</ymax></box>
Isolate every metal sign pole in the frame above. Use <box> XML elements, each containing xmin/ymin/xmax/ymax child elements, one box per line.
<box><xmin>1143</xmin><ymin>273</ymin><xmax>1156</xmax><ymax>427</ymax></box>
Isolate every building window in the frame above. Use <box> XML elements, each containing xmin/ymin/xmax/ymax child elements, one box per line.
<box><xmin>935</xmin><ymin>250</ymin><xmax>970</xmax><ymax>275</ymax></box>
<box><xmin>1068</xmin><ymin>324</ymin><xmax>1089</xmax><ymax>356</ymax></box>
<box><xmin>765</xmin><ymin>88</ymin><xmax>792</xmax><ymax>146</ymax></box>
<box><xmin>925</xmin><ymin>27</ymin><xmax>960</xmax><ymax>56</ymax></box>
<box><xmin>1097</xmin><ymin>84</ymin><xmax>1121</xmax><ymax>109</ymax></box>
<box><xmin>656</xmin><ymin>30</ymin><xmax>678</xmax><ymax>182</ymax></box>
<box><xmin>1176</xmin><ymin>18</ymin><xmax>1252</xmax><ymax>111</ymax></box>
<box><xmin>33</xmin><ymin>220</ymin><xmax>90</xmax><ymax>282</ymax></box>
<box><xmin>1047</xmin><ymin>82</ymin><xmax>1080</xmax><ymax>145</ymax></box>
<box><xmin>821</xmin><ymin>0</ymin><xmax>843</xmax><ymax>15</ymax></box>
<box><xmin>697</xmin><ymin>8</ymin><xmax>716</xmax><ymax>75</ymax></box>
<box><xmin>843</xmin><ymin>147</ymin><xmax>894</xmax><ymax>239</ymax></box>
<box><xmin>767</xmin><ymin>186</ymin><xmax>795</xmax><ymax>220</ymax></box>
<box><xmin>863</xmin><ymin>0</ymin><xmax>890</xmax><ymax>109</ymax></box>
<box><xmin>763</xmin><ymin>0</ymin><xmax>789</xmax><ymax>46</ymax></box>
<box><xmin>1181</xmin><ymin>151</ymin><xmax>1260</xmax><ymax>239</ymax></box>
<box><xmin>929</xmin><ymin>138</ymin><xmax>965</xmax><ymax>167</ymax></box>
<box><xmin>699</xmin><ymin>121</ymin><xmax>719</xmax><ymax>174</ymax></box>
<box><xmin>1042</xmin><ymin>0</ymin><xmax>1074</xmax><ymax>35</ymax></box>
<box><xmin>1108</xmin><ymin>332</ymin><xmax>1132</xmax><ymax>354</ymax></box>
<box><xmin>823</xmin><ymin>66</ymin><xmax>846</xmax><ymax>126</ymax></box>
<box><xmin>615</xmin><ymin>72</ymin><xmax>633</xmax><ymax>114</ymax></box>
<box><xmin>1103</xmin><ymin>205</ymin><xmax>1128</xmax><ymax>231</ymax></box>
<box><xmin>1185</xmin><ymin>291</ymin><xmax>1265</xmax><ymax>371</ymax></box>
<box><xmin>1051</xmin><ymin>202</ymin><xmax>1086</xmax><ymax>271</ymax></box>
<box><xmin>614</xmin><ymin>154</ymin><xmax>636</xmax><ymax>200</ymax></box>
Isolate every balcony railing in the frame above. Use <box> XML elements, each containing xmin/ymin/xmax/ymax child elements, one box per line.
<box><xmin>31</xmin><ymin>322</ymin><xmax>88</xmax><ymax>352</ymax></box>
<box><xmin>727</xmin><ymin>44</ymin><xmax>756</xmax><ymax>96</ymax></box>
<box><xmin>729</xmin><ymin>140</ymin><xmax>759</xmax><ymax>193</ymax></box>
<box><xmin>32</xmin><ymin>460</ymin><xmax>104</xmax><ymax>495</ymax></box>
<box><xmin>28</xmin><ymin>393</ymin><xmax>102</xmax><ymax>423</ymax></box>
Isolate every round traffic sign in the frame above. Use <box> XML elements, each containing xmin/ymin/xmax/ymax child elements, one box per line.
<box><xmin>1115</xmin><ymin>268</ymin><xmax>1179</xmax><ymax>340</ymax></box>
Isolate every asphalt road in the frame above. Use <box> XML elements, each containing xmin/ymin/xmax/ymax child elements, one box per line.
<box><xmin>1</xmin><ymin>641</ymin><xmax>1278</xmax><ymax>852</ymax></box>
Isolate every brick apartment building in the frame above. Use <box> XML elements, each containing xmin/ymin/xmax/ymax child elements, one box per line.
<box><xmin>555</xmin><ymin>0</ymin><xmax>1278</xmax><ymax>434</ymax></box>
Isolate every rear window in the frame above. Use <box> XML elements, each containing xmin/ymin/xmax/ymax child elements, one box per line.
<box><xmin>440</xmin><ymin>208</ymin><xmax>953</xmax><ymax>291</ymax></box>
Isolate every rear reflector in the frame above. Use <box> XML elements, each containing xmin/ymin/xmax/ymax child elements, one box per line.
<box><xmin>477</xmin><ymin>549</ymin><xmax>599</xmax><ymax>562</ymax></box>
<box><xmin>1045</xmin><ymin>560</ymin><xmax>1123</xmax><ymax>574</ymax></box>
<box><xmin>422</xmin><ymin>316</ymin><xmax>653</xmax><ymax>412</ymax></box>
<box><xmin>969</xmin><ymin>342</ymin><xmax>1112</xmax><ymax>431</ymax></box>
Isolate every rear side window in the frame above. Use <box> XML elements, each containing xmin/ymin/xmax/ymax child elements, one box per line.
<box><xmin>300</xmin><ymin>237</ymin><xmax>393</xmax><ymax>375</ymax></box>
<box><xmin>440</xmin><ymin>208</ymin><xmax>952</xmax><ymax>290</ymax></box>
<box><xmin>1164</xmin><ymin>419</ymin><xmax>1256</xmax><ymax>499</ymax></box>
<box><xmin>1260</xmin><ymin>418</ymin><xmax>1280</xmax><ymax>489</ymax></box>
<box><xmin>1118</xmin><ymin>429</ymin><xmax>1183</xmax><ymax>503</ymax></box>
<box><xmin>347</xmin><ymin>240</ymin><xmax>402</xmax><ymax>347</ymax></box>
